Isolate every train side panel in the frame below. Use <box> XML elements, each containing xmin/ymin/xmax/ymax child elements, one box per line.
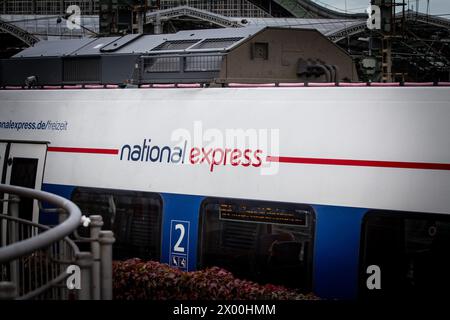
<box><xmin>1</xmin><ymin>87</ymin><xmax>450</xmax><ymax>300</ymax></box>
<box><xmin>1</xmin><ymin>87</ymin><xmax>449</xmax><ymax>213</ymax></box>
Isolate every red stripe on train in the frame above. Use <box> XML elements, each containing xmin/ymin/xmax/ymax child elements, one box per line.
<box><xmin>47</xmin><ymin>147</ymin><xmax>450</xmax><ymax>171</ymax></box>
<box><xmin>48</xmin><ymin>147</ymin><xmax>119</xmax><ymax>155</ymax></box>
<box><xmin>266</xmin><ymin>156</ymin><xmax>450</xmax><ymax>171</ymax></box>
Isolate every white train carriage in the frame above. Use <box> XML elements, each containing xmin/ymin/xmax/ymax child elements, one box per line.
<box><xmin>1</xmin><ymin>85</ymin><xmax>450</xmax><ymax>299</ymax></box>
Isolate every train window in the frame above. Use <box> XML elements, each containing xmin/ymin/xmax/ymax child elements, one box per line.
<box><xmin>359</xmin><ymin>211</ymin><xmax>450</xmax><ymax>299</ymax></box>
<box><xmin>198</xmin><ymin>198</ymin><xmax>315</xmax><ymax>291</ymax></box>
<box><xmin>71</xmin><ymin>187</ymin><xmax>162</xmax><ymax>261</ymax></box>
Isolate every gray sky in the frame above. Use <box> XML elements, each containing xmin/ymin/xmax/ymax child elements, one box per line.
<box><xmin>312</xmin><ymin>0</ymin><xmax>450</xmax><ymax>15</ymax></box>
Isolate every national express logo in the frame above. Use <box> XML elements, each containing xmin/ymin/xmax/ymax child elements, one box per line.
<box><xmin>118</xmin><ymin>123</ymin><xmax>280</xmax><ymax>175</ymax></box>
<box><xmin>119</xmin><ymin>139</ymin><xmax>263</xmax><ymax>172</ymax></box>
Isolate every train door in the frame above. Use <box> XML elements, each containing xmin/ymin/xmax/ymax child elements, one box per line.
<box><xmin>1</xmin><ymin>141</ymin><xmax>47</xmax><ymax>223</ymax></box>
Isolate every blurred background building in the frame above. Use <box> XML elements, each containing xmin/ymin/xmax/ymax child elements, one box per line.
<box><xmin>1</xmin><ymin>0</ymin><xmax>449</xmax><ymax>82</ymax></box>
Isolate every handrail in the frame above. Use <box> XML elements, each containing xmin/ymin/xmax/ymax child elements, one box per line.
<box><xmin>0</xmin><ymin>213</ymin><xmax>80</xmax><ymax>256</ymax></box>
<box><xmin>0</xmin><ymin>184</ymin><xmax>82</xmax><ymax>263</ymax></box>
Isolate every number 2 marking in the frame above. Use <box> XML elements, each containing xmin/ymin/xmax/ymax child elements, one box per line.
<box><xmin>174</xmin><ymin>223</ymin><xmax>185</xmax><ymax>253</ymax></box>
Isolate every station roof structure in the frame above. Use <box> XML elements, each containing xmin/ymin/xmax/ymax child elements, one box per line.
<box><xmin>2</xmin><ymin>1</ymin><xmax>450</xmax><ymax>82</ymax></box>
<box><xmin>331</xmin><ymin>10</ymin><xmax>450</xmax><ymax>82</ymax></box>
<box><xmin>231</xmin><ymin>16</ymin><xmax>362</xmax><ymax>36</ymax></box>
<box><xmin>271</xmin><ymin>0</ymin><xmax>366</xmax><ymax>19</ymax></box>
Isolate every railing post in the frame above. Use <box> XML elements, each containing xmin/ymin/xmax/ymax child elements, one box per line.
<box><xmin>99</xmin><ymin>231</ymin><xmax>115</xmax><ymax>300</ymax></box>
<box><xmin>8</xmin><ymin>195</ymin><xmax>20</xmax><ymax>287</ymax></box>
<box><xmin>89</xmin><ymin>215</ymin><xmax>103</xmax><ymax>300</ymax></box>
<box><xmin>75</xmin><ymin>252</ymin><xmax>93</xmax><ymax>300</ymax></box>
<box><xmin>0</xmin><ymin>281</ymin><xmax>16</xmax><ymax>300</ymax></box>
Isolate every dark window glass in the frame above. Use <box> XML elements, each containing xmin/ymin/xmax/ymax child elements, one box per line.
<box><xmin>72</xmin><ymin>187</ymin><xmax>162</xmax><ymax>261</ymax></box>
<box><xmin>10</xmin><ymin>157</ymin><xmax>37</xmax><ymax>221</ymax></box>
<box><xmin>360</xmin><ymin>211</ymin><xmax>450</xmax><ymax>299</ymax></box>
<box><xmin>199</xmin><ymin>198</ymin><xmax>315</xmax><ymax>291</ymax></box>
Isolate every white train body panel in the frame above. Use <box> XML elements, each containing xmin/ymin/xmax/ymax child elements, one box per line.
<box><xmin>1</xmin><ymin>86</ymin><xmax>450</xmax><ymax>300</ymax></box>
<box><xmin>1</xmin><ymin>87</ymin><xmax>449</xmax><ymax>214</ymax></box>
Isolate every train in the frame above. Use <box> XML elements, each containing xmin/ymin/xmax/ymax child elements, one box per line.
<box><xmin>1</xmin><ymin>84</ymin><xmax>450</xmax><ymax>300</ymax></box>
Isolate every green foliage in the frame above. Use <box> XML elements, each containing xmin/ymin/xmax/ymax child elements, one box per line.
<box><xmin>113</xmin><ymin>259</ymin><xmax>319</xmax><ymax>300</ymax></box>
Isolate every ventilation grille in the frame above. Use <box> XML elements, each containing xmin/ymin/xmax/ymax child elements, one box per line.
<box><xmin>63</xmin><ymin>58</ymin><xmax>100</xmax><ymax>82</ymax></box>
<box><xmin>144</xmin><ymin>57</ymin><xmax>180</xmax><ymax>73</ymax></box>
<box><xmin>185</xmin><ymin>55</ymin><xmax>222</xmax><ymax>72</ymax></box>
<box><xmin>152</xmin><ymin>39</ymin><xmax>200</xmax><ymax>51</ymax></box>
<box><xmin>191</xmin><ymin>37</ymin><xmax>243</xmax><ymax>49</ymax></box>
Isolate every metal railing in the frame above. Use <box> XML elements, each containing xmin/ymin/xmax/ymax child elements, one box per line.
<box><xmin>0</xmin><ymin>184</ymin><xmax>115</xmax><ymax>300</ymax></box>
<box><xmin>141</xmin><ymin>53</ymin><xmax>224</xmax><ymax>73</ymax></box>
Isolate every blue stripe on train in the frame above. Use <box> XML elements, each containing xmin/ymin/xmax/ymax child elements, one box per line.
<box><xmin>40</xmin><ymin>183</ymin><xmax>76</xmax><ymax>225</ymax></box>
<box><xmin>42</xmin><ymin>183</ymin><xmax>366</xmax><ymax>300</ymax></box>
<box><xmin>312</xmin><ymin>205</ymin><xmax>366</xmax><ymax>299</ymax></box>
<box><xmin>159</xmin><ymin>193</ymin><xmax>205</xmax><ymax>272</ymax></box>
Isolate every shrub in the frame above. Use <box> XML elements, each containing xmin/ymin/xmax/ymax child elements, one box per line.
<box><xmin>113</xmin><ymin>259</ymin><xmax>319</xmax><ymax>300</ymax></box>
